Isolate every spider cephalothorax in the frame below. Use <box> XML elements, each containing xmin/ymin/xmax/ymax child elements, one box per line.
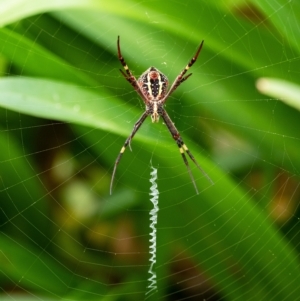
<box><xmin>110</xmin><ymin>36</ymin><xmax>213</xmax><ymax>194</ymax></box>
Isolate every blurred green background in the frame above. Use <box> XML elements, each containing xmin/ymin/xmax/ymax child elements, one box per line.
<box><xmin>0</xmin><ymin>0</ymin><xmax>300</xmax><ymax>300</ymax></box>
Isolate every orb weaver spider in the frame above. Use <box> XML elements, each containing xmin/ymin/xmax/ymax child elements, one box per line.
<box><xmin>110</xmin><ymin>36</ymin><xmax>213</xmax><ymax>194</ymax></box>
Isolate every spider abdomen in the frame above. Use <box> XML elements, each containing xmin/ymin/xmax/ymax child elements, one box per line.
<box><xmin>138</xmin><ymin>67</ymin><xmax>168</xmax><ymax>101</ymax></box>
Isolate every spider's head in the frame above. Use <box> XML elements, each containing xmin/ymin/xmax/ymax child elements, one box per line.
<box><xmin>138</xmin><ymin>67</ymin><xmax>169</xmax><ymax>101</ymax></box>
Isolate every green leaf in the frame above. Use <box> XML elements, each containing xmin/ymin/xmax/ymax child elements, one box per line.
<box><xmin>1</xmin><ymin>1</ymin><xmax>300</xmax><ymax>300</ymax></box>
<box><xmin>257</xmin><ymin>77</ymin><xmax>300</xmax><ymax>111</ymax></box>
<box><xmin>250</xmin><ymin>0</ymin><xmax>300</xmax><ymax>54</ymax></box>
<box><xmin>0</xmin><ymin>28</ymin><xmax>95</xmax><ymax>85</ymax></box>
<box><xmin>0</xmin><ymin>233</ymin><xmax>77</xmax><ymax>295</ymax></box>
<box><xmin>0</xmin><ymin>77</ymin><xmax>127</xmax><ymax>135</ymax></box>
<box><xmin>0</xmin><ymin>0</ymin><xmax>103</xmax><ymax>27</ymax></box>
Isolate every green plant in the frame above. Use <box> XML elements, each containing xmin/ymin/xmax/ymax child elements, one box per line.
<box><xmin>0</xmin><ymin>1</ymin><xmax>299</xmax><ymax>300</ymax></box>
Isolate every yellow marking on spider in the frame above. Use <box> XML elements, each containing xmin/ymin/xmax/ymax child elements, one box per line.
<box><xmin>185</xmin><ymin>66</ymin><xmax>190</xmax><ymax>70</ymax></box>
<box><xmin>146</xmin><ymin>73</ymin><xmax>153</xmax><ymax>98</ymax></box>
<box><xmin>121</xmin><ymin>146</ymin><xmax>126</xmax><ymax>153</ymax></box>
<box><xmin>179</xmin><ymin>147</ymin><xmax>184</xmax><ymax>154</ymax></box>
<box><xmin>124</xmin><ymin>65</ymin><xmax>129</xmax><ymax>70</ymax></box>
<box><xmin>158</xmin><ymin>74</ymin><xmax>163</xmax><ymax>97</ymax></box>
<box><xmin>183</xmin><ymin>144</ymin><xmax>189</xmax><ymax>151</ymax></box>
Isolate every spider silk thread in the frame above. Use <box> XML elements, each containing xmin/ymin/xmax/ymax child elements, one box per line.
<box><xmin>145</xmin><ymin>167</ymin><xmax>159</xmax><ymax>297</ymax></box>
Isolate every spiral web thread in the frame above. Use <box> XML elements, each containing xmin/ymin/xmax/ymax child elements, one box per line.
<box><xmin>145</xmin><ymin>167</ymin><xmax>159</xmax><ymax>297</ymax></box>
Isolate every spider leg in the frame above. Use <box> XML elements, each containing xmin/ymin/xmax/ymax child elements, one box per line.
<box><xmin>161</xmin><ymin>40</ymin><xmax>204</xmax><ymax>104</ymax></box>
<box><xmin>110</xmin><ymin>112</ymin><xmax>148</xmax><ymax>194</ymax></box>
<box><xmin>117</xmin><ymin>36</ymin><xmax>134</xmax><ymax>78</ymax></box>
<box><xmin>181</xmin><ymin>142</ymin><xmax>214</xmax><ymax>185</ymax></box>
<box><xmin>160</xmin><ymin>109</ymin><xmax>213</xmax><ymax>194</ymax></box>
<box><xmin>179</xmin><ymin>150</ymin><xmax>199</xmax><ymax>194</ymax></box>
<box><xmin>117</xmin><ymin>36</ymin><xmax>148</xmax><ymax>102</ymax></box>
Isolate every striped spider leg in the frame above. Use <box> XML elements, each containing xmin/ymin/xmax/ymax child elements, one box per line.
<box><xmin>110</xmin><ymin>36</ymin><xmax>212</xmax><ymax>194</ymax></box>
<box><xmin>160</xmin><ymin>108</ymin><xmax>213</xmax><ymax>194</ymax></box>
<box><xmin>161</xmin><ymin>40</ymin><xmax>204</xmax><ymax>104</ymax></box>
<box><xmin>117</xmin><ymin>35</ymin><xmax>147</xmax><ymax>103</ymax></box>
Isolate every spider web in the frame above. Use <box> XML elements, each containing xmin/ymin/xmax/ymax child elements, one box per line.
<box><xmin>0</xmin><ymin>0</ymin><xmax>300</xmax><ymax>300</ymax></box>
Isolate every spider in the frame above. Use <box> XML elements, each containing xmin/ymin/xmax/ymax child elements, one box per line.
<box><xmin>110</xmin><ymin>36</ymin><xmax>213</xmax><ymax>195</ymax></box>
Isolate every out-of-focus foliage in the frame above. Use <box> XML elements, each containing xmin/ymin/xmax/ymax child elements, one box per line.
<box><xmin>0</xmin><ymin>1</ymin><xmax>299</xmax><ymax>300</ymax></box>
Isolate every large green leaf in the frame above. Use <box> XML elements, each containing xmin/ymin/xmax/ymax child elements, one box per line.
<box><xmin>0</xmin><ymin>27</ymin><xmax>95</xmax><ymax>85</ymax></box>
<box><xmin>52</xmin><ymin>5</ymin><xmax>300</xmax><ymax>175</ymax></box>
<box><xmin>1</xmin><ymin>0</ymin><xmax>300</xmax><ymax>300</ymax></box>
<box><xmin>257</xmin><ymin>77</ymin><xmax>300</xmax><ymax>111</ymax></box>
<box><xmin>0</xmin><ymin>77</ymin><xmax>299</xmax><ymax>300</ymax></box>
<box><xmin>0</xmin><ymin>234</ymin><xmax>78</xmax><ymax>296</ymax></box>
<box><xmin>0</xmin><ymin>0</ymin><xmax>103</xmax><ymax>27</ymax></box>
